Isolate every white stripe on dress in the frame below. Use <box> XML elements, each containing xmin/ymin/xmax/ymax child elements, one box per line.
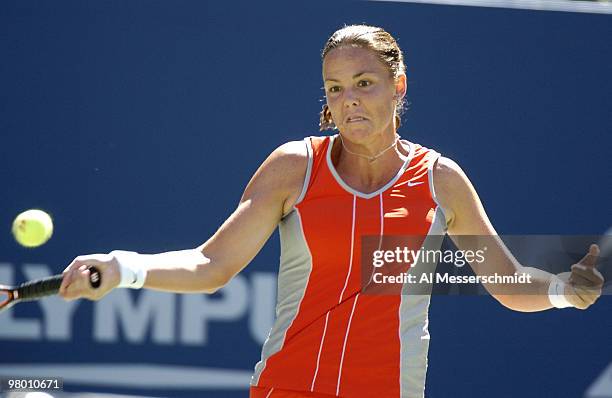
<box><xmin>336</xmin><ymin>294</ymin><xmax>360</xmax><ymax>396</ymax></box>
<box><xmin>339</xmin><ymin>195</ymin><xmax>357</xmax><ymax>304</ymax></box>
<box><xmin>310</xmin><ymin>311</ymin><xmax>331</xmax><ymax>391</ymax></box>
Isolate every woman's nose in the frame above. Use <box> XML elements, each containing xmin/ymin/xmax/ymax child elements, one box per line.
<box><xmin>343</xmin><ymin>89</ymin><xmax>360</xmax><ymax>107</ymax></box>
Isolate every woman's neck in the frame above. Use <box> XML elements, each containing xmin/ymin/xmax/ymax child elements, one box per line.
<box><xmin>332</xmin><ymin>133</ymin><xmax>409</xmax><ymax>193</ymax></box>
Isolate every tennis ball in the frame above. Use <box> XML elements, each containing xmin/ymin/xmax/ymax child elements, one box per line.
<box><xmin>11</xmin><ymin>209</ymin><xmax>54</xmax><ymax>248</ymax></box>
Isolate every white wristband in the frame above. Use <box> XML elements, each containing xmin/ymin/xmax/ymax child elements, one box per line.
<box><xmin>110</xmin><ymin>250</ymin><xmax>148</xmax><ymax>289</ymax></box>
<box><xmin>548</xmin><ymin>275</ymin><xmax>573</xmax><ymax>309</ymax></box>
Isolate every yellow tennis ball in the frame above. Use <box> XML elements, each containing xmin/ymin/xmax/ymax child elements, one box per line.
<box><xmin>11</xmin><ymin>209</ymin><xmax>54</xmax><ymax>248</ymax></box>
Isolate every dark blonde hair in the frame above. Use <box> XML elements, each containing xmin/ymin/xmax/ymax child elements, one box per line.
<box><xmin>319</xmin><ymin>24</ymin><xmax>407</xmax><ymax>131</ymax></box>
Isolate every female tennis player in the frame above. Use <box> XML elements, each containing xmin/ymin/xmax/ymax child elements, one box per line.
<box><xmin>59</xmin><ymin>25</ymin><xmax>603</xmax><ymax>398</ymax></box>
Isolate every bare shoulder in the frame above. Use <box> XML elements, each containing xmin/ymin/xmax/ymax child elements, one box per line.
<box><xmin>269</xmin><ymin>140</ymin><xmax>309</xmax><ymax>167</ymax></box>
<box><xmin>262</xmin><ymin>140</ymin><xmax>308</xmax><ymax>185</ymax></box>
<box><xmin>432</xmin><ymin>156</ymin><xmax>468</xmax><ymax>191</ymax></box>
<box><xmin>432</xmin><ymin>156</ymin><xmax>495</xmax><ymax>234</ymax></box>
<box><xmin>431</xmin><ymin>156</ymin><xmax>474</xmax><ymax>228</ymax></box>
<box><xmin>243</xmin><ymin>139</ymin><xmax>309</xmax><ymax>215</ymax></box>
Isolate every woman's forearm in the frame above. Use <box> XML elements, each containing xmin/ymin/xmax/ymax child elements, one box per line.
<box><xmin>493</xmin><ymin>266</ymin><xmax>555</xmax><ymax>312</ymax></box>
<box><xmin>123</xmin><ymin>249</ymin><xmax>229</xmax><ymax>294</ymax></box>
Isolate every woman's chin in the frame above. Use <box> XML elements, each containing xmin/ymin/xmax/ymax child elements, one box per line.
<box><xmin>340</xmin><ymin>125</ymin><xmax>374</xmax><ymax>140</ymax></box>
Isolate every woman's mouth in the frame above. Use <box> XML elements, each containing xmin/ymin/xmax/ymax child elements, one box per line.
<box><xmin>346</xmin><ymin>116</ymin><xmax>368</xmax><ymax>123</ymax></box>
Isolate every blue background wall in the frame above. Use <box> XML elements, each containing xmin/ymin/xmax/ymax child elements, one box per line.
<box><xmin>1</xmin><ymin>1</ymin><xmax>611</xmax><ymax>397</ymax></box>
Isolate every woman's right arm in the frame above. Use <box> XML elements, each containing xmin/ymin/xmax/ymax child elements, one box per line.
<box><xmin>59</xmin><ymin>140</ymin><xmax>308</xmax><ymax>300</ymax></box>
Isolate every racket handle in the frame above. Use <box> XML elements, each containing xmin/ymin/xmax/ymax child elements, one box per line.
<box><xmin>17</xmin><ymin>275</ymin><xmax>63</xmax><ymax>300</ymax></box>
<box><xmin>16</xmin><ymin>266</ymin><xmax>101</xmax><ymax>301</ymax></box>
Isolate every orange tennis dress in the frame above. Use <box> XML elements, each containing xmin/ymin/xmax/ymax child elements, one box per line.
<box><xmin>250</xmin><ymin>135</ymin><xmax>446</xmax><ymax>398</ymax></box>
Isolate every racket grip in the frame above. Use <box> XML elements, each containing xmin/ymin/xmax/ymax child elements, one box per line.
<box><xmin>17</xmin><ymin>275</ymin><xmax>63</xmax><ymax>300</ymax></box>
<box><xmin>17</xmin><ymin>266</ymin><xmax>101</xmax><ymax>301</ymax></box>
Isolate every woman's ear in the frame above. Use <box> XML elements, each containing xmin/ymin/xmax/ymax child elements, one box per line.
<box><xmin>395</xmin><ymin>74</ymin><xmax>407</xmax><ymax>100</ymax></box>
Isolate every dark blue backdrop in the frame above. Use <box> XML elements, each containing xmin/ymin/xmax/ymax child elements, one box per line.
<box><xmin>1</xmin><ymin>1</ymin><xmax>611</xmax><ymax>397</ymax></box>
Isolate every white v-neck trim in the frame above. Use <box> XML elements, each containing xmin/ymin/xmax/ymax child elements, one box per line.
<box><xmin>326</xmin><ymin>134</ymin><xmax>415</xmax><ymax>199</ymax></box>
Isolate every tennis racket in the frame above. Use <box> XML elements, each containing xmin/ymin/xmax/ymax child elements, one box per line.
<box><xmin>0</xmin><ymin>266</ymin><xmax>101</xmax><ymax>312</ymax></box>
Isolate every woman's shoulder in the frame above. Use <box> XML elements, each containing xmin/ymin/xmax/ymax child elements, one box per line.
<box><xmin>272</xmin><ymin>134</ymin><xmax>337</xmax><ymax>212</ymax></box>
<box><xmin>266</xmin><ymin>137</ymin><xmax>323</xmax><ymax>215</ymax></box>
<box><xmin>430</xmin><ymin>156</ymin><xmax>471</xmax><ymax>222</ymax></box>
<box><xmin>268</xmin><ymin>137</ymin><xmax>318</xmax><ymax>166</ymax></box>
<box><xmin>432</xmin><ymin>156</ymin><xmax>464</xmax><ymax>184</ymax></box>
<box><xmin>270</xmin><ymin>134</ymin><xmax>332</xmax><ymax>163</ymax></box>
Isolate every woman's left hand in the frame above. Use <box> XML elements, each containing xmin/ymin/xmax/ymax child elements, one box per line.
<box><xmin>557</xmin><ymin>244</ymin><xmax>604</xmax><ymax>310</ymax></box>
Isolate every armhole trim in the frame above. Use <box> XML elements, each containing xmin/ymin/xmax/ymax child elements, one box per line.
<box><xmin>293</xmin><ymin>137</ymin><xmax>313</xmax><ymax>207</ymax></box>
<box><xmin>427</xmin><ymin>152</ymin><xmax>449</xmax><ymax>232</ymax></box>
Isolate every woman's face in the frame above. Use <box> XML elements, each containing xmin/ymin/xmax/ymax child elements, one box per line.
<box><xmin>322</xmin><ymin>46</ymin><xmax>405</xmax><ymax>143</ymax></box>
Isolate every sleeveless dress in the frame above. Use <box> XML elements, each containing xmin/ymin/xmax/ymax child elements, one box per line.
<box><xmin>250</xmin><ymin>135</ymin><xmax>447</xmax><ymax>398</ymax></box>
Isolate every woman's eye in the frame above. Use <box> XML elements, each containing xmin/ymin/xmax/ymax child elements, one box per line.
<box><xmin>358</xmin><ymin>80</ymin><xmax>371</xmax><ymax>87</ymax></box>
<box><xmin>328</xmin><ymin>86</ymin><xmax>340</xmax><ymax>93</ymax></box>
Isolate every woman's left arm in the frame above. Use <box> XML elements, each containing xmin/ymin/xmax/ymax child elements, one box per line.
<box><xmin>433</xmin><ymin>156</ymin><xmax>603</xmax><ymax>311</ymax></box>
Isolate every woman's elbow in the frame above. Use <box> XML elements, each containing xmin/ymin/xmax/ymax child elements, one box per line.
<box><xmin>492</xmin><ymin>294</ymin><xmax>541</xmax><ymax>313</ymax></box>
<box><xmin>492</xmin><ymin>294</ymin><xmax>520</xmax><ymax>311</ymax></box>
<box><xmin>195</xmin><ymin>259</ymin><xmax>235</xmax><ymax>294</ymax></box>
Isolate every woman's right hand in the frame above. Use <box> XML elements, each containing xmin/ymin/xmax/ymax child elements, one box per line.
<box><xmin>59</xmin><ymin>254</ymin><xmax>121</xmax><ymax>301</ymax></box>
